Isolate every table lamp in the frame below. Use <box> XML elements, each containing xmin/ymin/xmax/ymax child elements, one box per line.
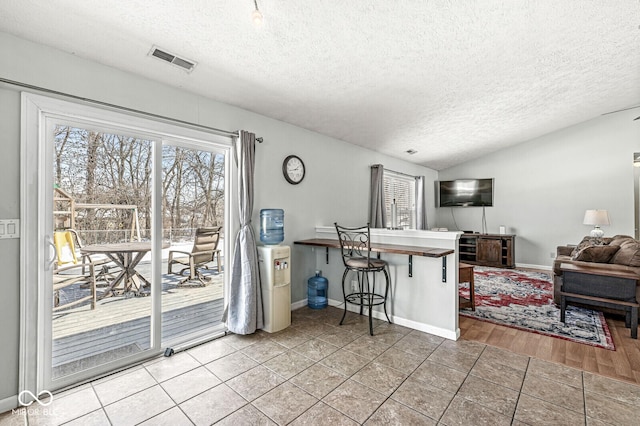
<box><xmin>583</xmin><ymin>210</ymin><xmax>610</xmax><ymax>239</ymax></box>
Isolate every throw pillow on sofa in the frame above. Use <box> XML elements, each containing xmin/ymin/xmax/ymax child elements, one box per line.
<box><xmin>610</xmin><ymin>238</ymin><xmax>640</xmax><ymax>266</ymax></box>
<box><xmin>570</xmin><ymin>236</ymin><xmax>613</xmax><ymax>257</ymax></box>
<box><xmin>572</xmin><ymin>245</ymin><xmax>620</xmax><ymax>263</ymax></box>
<box><xmin>608</xmin><ymin>235</ymin><xmax>635</xmax><ymax>246</ymax></box>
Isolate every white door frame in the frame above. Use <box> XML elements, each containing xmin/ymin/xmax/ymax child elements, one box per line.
<box><xmin>20</xmin><ymin>93</ymin><xmax>236</xmax><ymax>394</ymax></box>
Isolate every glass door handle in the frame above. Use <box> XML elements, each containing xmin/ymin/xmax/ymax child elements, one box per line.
<box><xmin>46</xmin><ymin>237</ymin><xmax>56</xmax><ymax>269</ymax></box>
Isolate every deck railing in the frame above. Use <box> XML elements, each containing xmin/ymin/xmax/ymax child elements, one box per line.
<box><xmin>76</xmin><ymin>227</ymin><xmax>224</xmax><ymax>246</ymax></box>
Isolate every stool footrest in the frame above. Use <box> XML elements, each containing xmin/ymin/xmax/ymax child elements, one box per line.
<box><xmin>345</xmin><ymin>292</ymin><xmax>387</xmax><ymax>306</ymax></box>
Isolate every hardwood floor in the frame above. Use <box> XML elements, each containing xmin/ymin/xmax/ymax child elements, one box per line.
<box><xmin>459</xmin><ymin>266</ymin><xmax>640</xmax><ymax>385</ymax></box>
<box><xmin>459</xmin><ymin>313</ymin><xmax>640</xmax><ymax>385</ymax></box>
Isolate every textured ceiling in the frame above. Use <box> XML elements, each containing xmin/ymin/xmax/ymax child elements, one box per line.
<box><xmin>1</xmin><ymin>1</ymin><xmax>638</xmax><ymax>170</ymax></box>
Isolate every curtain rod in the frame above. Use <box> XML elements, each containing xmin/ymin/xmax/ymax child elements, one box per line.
<box><xmin>385</xmin><ymin>167</ymin><xmax>418</xmax><ymax>179</ymax></box>
<box><xmin>0</xmin><ymin>76</ymin><xmax>252</xmax><ymax>140</ymax></box>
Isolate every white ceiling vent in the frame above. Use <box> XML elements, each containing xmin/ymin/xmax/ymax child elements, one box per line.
<box><xmin>149</xmin><ymin>46</ymin><xmax>196</xmax><ymax>73</ymax></box>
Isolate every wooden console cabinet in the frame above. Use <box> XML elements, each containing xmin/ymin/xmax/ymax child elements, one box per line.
<box><xmin>459</xmin><ymin>233</ymin><xmax>515</xmax><ymax>268</ymax></box>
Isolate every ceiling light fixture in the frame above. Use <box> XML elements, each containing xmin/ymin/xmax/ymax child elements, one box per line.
<box><xmin>252</xmin><ymin>0</ymin><xmax>263</xmax><ymax>27</ymax></box>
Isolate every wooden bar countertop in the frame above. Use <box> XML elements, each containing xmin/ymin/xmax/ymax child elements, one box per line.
<box><xmin>294</xmin><ymin>238</ymin><xmax>454</xmax><ymax>258</ymax></box>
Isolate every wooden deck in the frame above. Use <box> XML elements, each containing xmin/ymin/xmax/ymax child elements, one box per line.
<box><xmin>52</xmin><ymin>263</ymin><xmax>224</xmax><ymax>378</ymax></box>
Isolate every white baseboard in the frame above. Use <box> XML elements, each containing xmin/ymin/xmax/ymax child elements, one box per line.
<box><xmin>391</xmin><ymin>316</ymin><xmax>460</xmax><ymax>340</ymax></box>
<box><xmin>326</xmin><ymin>298</ymin><xmax>458</xmax><ymax>340</ymax></box>
<box><xmin>291</xmin><ymin>299</ymin><xmax>308</xmax><ymax>310</ymax></box>
<box><xmin>515</xmin><ymin>263</ymin><xmax>552</xmax><ymax>271</ymax></box>
<box><xmin>0</xmin><ymin>395</ymin><xmax>18</xmax><ymax>415</ymax></box>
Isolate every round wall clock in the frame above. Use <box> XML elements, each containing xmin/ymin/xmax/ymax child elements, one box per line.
<box><xmin>282</xmin><ymin>155</ymin><xmax>305</xmax><ymax>185</ymax></box>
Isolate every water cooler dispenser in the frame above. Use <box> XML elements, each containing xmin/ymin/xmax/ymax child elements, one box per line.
<box><xmin>258</xmin><ymin>245</ymin><xmax>291</xmax><ymax>333</ymax></box>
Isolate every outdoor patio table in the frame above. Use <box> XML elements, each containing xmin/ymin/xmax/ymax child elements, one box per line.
<box><xmin>81</xmin><ymin>242</ymin><xmax>169</xmax><ymax>299</ymax></box>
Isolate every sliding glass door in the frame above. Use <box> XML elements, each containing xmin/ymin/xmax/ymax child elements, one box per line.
<box><xmin>161</xmin><ymin>144</ymin><xmax>227</xmax><ymax>348</ymax></box>
<box><xmin>50</xmin><ymin>124</ymin><xmax>156</xmax><ymax>381</ymax></box>
<box><xmin>21</xmin><ymin>93</ymin><xmax>233</xmax><ymax>393</ymax></box>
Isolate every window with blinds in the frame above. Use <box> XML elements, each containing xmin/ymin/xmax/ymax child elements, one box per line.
<box><xmin>383</xmin><ymin>170</ymin><xmax>416</xmax><ymax>229</ymax></box>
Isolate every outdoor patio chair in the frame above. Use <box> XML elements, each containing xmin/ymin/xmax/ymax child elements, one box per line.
<box><xmin>54</xmin><ymin>229</ymin><xmax>118</xmax><ymax>281</ymax></box>
<box><xmin>167</xmin><ymin>226</ymin><xmax>222</xmax><ymax>285</ymax></box>
<box><xmin>53</xmin><ymin>261</ymin><xmax>97</xmax><ymax>311</ymax></box>
<box><xmin>53</xmin><ymin>231</ymin><xmax>97</xmax><ymax>312</ymax></box>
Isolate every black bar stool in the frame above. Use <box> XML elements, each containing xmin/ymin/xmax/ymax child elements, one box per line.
<box><xmin>334</xmin><ymin>223</ymin><xmax>391</xmax><ymax>335</ymax></box>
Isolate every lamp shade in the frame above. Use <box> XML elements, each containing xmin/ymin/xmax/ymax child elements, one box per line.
<box><xmin>583</xmin><ymin>210</ymin><xmax>610</xmax><ymax>226</ymax></box>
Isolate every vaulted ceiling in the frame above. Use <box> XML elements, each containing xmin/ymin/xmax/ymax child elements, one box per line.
<box><xmin>1</xmin><ymin>1</ymin><xmax>638</xmax><ymax>169</ymax></box>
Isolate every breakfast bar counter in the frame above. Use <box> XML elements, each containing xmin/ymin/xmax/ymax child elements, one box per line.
<box><xmin>294</xmin><ymin>238</ymin><xmax>454</xmax><ymax>279</ymax></box>
<box><xmin>294</xmin><ymin>238</ymin><xmax>453</xmax><ymax>257</ymax></box>
<box><xmin>294</xmin><ymin>227</ymin><xmax>462</xmax><ymax>340</ymax></box>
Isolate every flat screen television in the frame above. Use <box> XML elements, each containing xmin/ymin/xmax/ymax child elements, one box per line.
<box><xmin>437</xmin><ymin>178</ymin><xmax>494</xmax><ymax>207</ymax></box>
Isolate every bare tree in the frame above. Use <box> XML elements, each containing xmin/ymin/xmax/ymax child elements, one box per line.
<box><xmin>54</xmin><ymin>126</ymin><xmax>224</xmax><ymax>243</ymax></box>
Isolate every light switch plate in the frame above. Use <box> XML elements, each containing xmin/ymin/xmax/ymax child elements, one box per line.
<box><xmin>0</xmin><ymin>219</ymin><xmax>20</xmax><ymax>239</ymax></box>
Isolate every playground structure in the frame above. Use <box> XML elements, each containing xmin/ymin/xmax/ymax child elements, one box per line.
<box><xmin>54</xmin><ymin>186</ymin><xmax>142</xmax><ymax>243</ymax></box>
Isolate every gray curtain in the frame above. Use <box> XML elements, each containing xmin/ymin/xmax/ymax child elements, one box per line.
<box><xmin>369</xmin><ymin>164</ymin><xmax>386</xmax><ymax>228</ymax></box>
<box><xmin>223</xmin><ymin>130</ymin><xmax>263</xmax><ymax>334</ymax></box>
<box><xmin>415</xmin><ymin>176</ymin><xmax>428</xmax><ymax>230</ymax></box>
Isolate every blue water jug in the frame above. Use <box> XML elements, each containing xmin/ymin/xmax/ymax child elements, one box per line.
<box><xmin>260</xmin><ymin>209</ymin><xmax>284</xmax><ymax>245</ymax></box>
<box><xmin>308</xmin><ymin>270</ymin><xmax>328</xmax><ymax>309</ymax></box>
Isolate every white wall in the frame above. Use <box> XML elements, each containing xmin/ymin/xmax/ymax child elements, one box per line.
<box><xmin>0</xmin><ymin>31</ymin><xmax>437</xmax><ymax>404</ymax></box>
<box><xmin>0</xmin><ymin>84</ymin><xmax>22</xmax><ymax>410</ymax></box>
<box><xmin>436</xmin><ymin>110</ymin><xmax>640</xmax><ymax>268</ymax></box>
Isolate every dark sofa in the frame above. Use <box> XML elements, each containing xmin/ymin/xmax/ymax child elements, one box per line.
<box><xmin>553</xmin><ymin>235</ymin><xmax>640</xmax><ymax>306</ymax></box>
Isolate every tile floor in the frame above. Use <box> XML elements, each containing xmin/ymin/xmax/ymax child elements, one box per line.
<box><xmin>3</xmin><ymin>306</ymin><xmax>640</xmax><ymax>425</ymax></box>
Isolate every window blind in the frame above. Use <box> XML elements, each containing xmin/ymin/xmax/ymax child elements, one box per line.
<box><xmin>383</xmin><ymin>170</ymin><xmax>416</xmax><ymax>229</ymax></box>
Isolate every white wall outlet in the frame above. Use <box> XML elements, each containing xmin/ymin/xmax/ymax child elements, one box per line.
<box><xmin>550</xmin><ymin>252</ymin><xmax>556</xmax><ymax>258</ymax></box>
<box><xmin>351</xmin><ymin>280</ymin><xmax>358</xmax><ymax>291</ymax></box>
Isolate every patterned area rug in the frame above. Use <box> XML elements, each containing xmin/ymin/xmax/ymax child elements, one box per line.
<box><xmin>459</xmin><ymin>267</ymin><xmax>615</xmax><ymax>350</ymax></box>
